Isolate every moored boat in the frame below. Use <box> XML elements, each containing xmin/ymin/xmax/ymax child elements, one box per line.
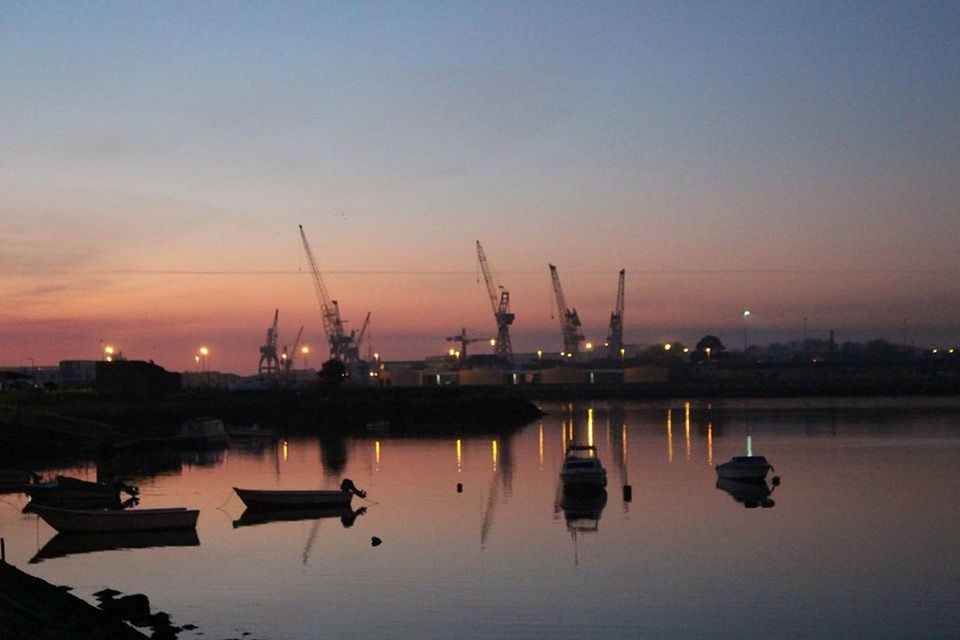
<box><xmin>175</xmin><ymin>416</ymin><xmax>228</xmax><ymax>449</ymax></box>
<box><xmin>715</xmin><ymin>456</ymin><xmax>773</xmax><ymax>481</ymax></box>
<box><xmin>560</xmin><ymin>445</ymin><xmax>607</xmax><ymax>492</ymax></box>
<box><xmin>234</xmin><ymin>478</ymin><xmax>366</xmax><ymax>510</ymax></box>
<box><xmin>24</xmin><ymin>475</ymin><xmax>138</xmax><ymax>503</ymax></box>
<box><xmin>226</xmin><ymin>423</ymin><xmax>276</xmax><ymax>439</ymax></box>
<box><xmin>31</xmin><ymin>505</ymin><xmax>199</xmax><ymax>533</ymax></box>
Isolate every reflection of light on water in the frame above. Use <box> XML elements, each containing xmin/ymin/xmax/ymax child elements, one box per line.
<box><xmin>375</xmin><ymin>441</ymin><xmax>381</xmax><ymax>468</ymax></box>
<box><xmin>621</xmin><ymin>424</ymin><xmax>628</xmax><ymax>466</ymax></box>
<box><xmin>282</xmin><ymin>440</ymin><xmax>289</xmax><ymax>461</ymax></box>
<box><xmin>747</xmin><ymin>435</ymin><xmax>752</xmax><ymax>457</ymax></box>
<box><xmin>707</xmin><ymin>422</ymin><xmax>713</xmax><ymax>465</ymax></box>
<box><xmin>587</xmin><ymin>408</ymin><xmax>594</xmax><ymax>447</ymax></box>
<box><xmin>492</xmin><ymin>439</ymin><xmax>498</xmax><ymax>472</ymax></box>
<box><xmin>666</xmin><ymin>409</ymin><xmax>673</xmax><ymax>463</ymax></box>
<box><xmin>456</xmin><ymin>439</ymin><xmax>462</xmax><ymax>472</ymax></box>
<box><xmin>538</xmin><ymin>424</ymin><xmax>544</xmax><ymax>470</ymax></box>
<box><xmin>684</xmin><ymin>407</ymin><xmax>691</xmax><ymax>460</ymax></box>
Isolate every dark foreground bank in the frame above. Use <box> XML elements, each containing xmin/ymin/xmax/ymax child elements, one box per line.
<box><xmin>0</xmin><ymin>560</ymin><xmax>148</xmax><ymax>640</ymax></box>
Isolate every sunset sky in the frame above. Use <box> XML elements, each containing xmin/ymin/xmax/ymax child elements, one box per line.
<box><xmin>2</xmin><ymin>2</ymin><xmax>958</xmax><ymax>373</ymax></box>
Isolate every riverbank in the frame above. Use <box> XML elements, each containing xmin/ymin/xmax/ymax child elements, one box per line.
<box><xmin>0</xmin><ymin>560</ymin><xmax>148</xmax><ymax>640</ymax></box>
<box><xmin>0</xmin><ymin>387</ymin><xmax>543</xmax><ymax>462</ymax></box>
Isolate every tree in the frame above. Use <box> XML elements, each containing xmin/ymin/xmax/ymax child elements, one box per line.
<box><xmin>692</xmin><ymin>335</ymin><xmax>726</xmax><ymax>363</ymax></box>
<box><xmin>319</xmin><ymin>358</ymin><xmax>348</xmax><ymax>386</ymax></box>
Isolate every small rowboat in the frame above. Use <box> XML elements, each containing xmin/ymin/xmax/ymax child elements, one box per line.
<box><xmin>234</xmin><ymin>488</ymin><xmax>354</xmax><ymax>509</ymax></box>
<box><xmin>31</xmin><ymin>505</ymin><xmax>198</xmax><ymax>533</ymax></box>
<box><xmin>234</xmin><ymin>478</ymin><xmax>366</xmax><ymax>510</ymax></box>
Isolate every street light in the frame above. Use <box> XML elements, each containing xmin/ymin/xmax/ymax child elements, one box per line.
<box><xmin>301</xmin><ymin>345</ymin><xmax>310</xmax><ymax>369</ymax></box>
<box><xmin>743</xmin><ymin>309</ymin><xmax>751</xmax><ymax>352</ymax></box>
<box><xmin>198</xmin><ymin>346</ymin><xmax>210</xmax><ymax>385</ymax></box>
<box><xmin>705</xmin><ymin>347</ymin><xmax>712</xmax><ymax>362</ymax></box>
<box><xmin>103</xmin><ymin>345</ymin><xmax>115</xmax><ymax>362</ymax></box>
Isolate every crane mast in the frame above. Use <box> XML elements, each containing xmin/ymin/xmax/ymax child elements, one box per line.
<box><xmin>476</xmin><ymin>241</ymin><xmax>514</xmax><ymax>363</ymax></box>
<box><xmin>299</xmin><ymin>224</ymin><xmax>360</xmax><ymax>364</ymax></box>
<box><xmin>549</xmin><ymin>264</ymin><xmax>584</xmax><ymax>359</ymax></box>
<box><xmin>607</xmin><ymin>269</ymin><xmax>625</xmax><ymax>359</ymax></box>
<box><xmin>355</xmin><ymin>312</ymin><xmax>371</xmax><ymax>353</ymax></box>
<box><xmin>282</xmin><ymin>325</ymin><xmax>304</xmax><ymax>373</ymax></box>
<box><xmin>258</xmin><ymin>309</ymin><xmax>281</xmax><ymax>376</ymax></box>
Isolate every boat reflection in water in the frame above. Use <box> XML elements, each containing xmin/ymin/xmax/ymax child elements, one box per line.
<box><xmin>233</xmin><ymin>505</ymin><xmax>367</xmax><ymax>529</ymax></box>
<box><xmin>716</xmin><ymin>477</ymin><xmax>777</xmax><ymax>509</ymax></box>
<box><xmin>30</xmin><ymin>529</ymin><xmax>200</xmax><ymax>563</ymax></box>
<box><xmin>560</xmin><ymin>489</ymin><xmax>608</xmax><ymax>533</ymax></box>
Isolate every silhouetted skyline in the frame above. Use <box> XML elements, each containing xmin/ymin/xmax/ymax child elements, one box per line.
<box><xmin>2</xmin><ymin>2</ymin><xmax>958</xmax><ymax>372</ymax></box>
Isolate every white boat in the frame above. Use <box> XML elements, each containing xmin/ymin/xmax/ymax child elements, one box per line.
<box><xmin>234</xmin><ymin>479</ymin><xmax>366</xmax><ymax>510</ymax></box>
<box><xmin>31</xmin><ymin>505</ymin><xmax>199</xmax><ymax>533</ymax></box>
<box><xmin>560</xmin><ymin>445</ymin><xmax>607</xmax><ymax>491</ymax></box>
<box><xmin>175</xmin><ymin>417</ymin><xmax>228</xmax><ymax>448</ymax></box>
<box><xmin>715</xmin><ymin>456</ymin><xmax>773</xmax><ymax>481</ymax></box>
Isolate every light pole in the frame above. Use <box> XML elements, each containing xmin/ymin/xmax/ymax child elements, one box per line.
<box><xmin>742</xmin><ymin>310</ymin><xmax>751</xmax><ymax>352</ymax></box>
<box><xmin>301</xmin><ymin>345</ymin><xmax>310</xmax><ymax>369</ymax></box>
<box><xmin>199</xmin><ymin>346</ymin><xmax>210</xmax><ymax>386</ymax></box>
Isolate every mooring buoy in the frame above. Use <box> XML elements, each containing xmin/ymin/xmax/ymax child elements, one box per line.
<box><xmin>371</xmin><ymin>536</ymin><xmax>382</xmax><ymax>547</ymax></box>
<box><xmin>456</xmin><ymin>483</ymin><xmax>463</xmax><ymax>493</ymax></box>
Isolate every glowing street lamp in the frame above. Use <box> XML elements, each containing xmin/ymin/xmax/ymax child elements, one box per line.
<box><xmin>664</xmin><ymin>343</ymin><xmax>672</xmax><ymax>351</ymax></box>
<box><xmin>301</xmin><ymin>345</ymin><xmax>310</xmax><ymax>369</ymax></box>
<box><xmin>103</xmin><ymin>345</ymin><xmax>115</xmax><ymax>362</ymax></box>
<box><xmin>742</xmin><ymin>309</ymin><xmax>751</xmax><ymax>352</ymax></box>
<box><xmin>198</xmin><ymin>346</ymin><xmax>210</xmax><ymax>386</ymax></box>
<box><xmin>705</xmin><ymin>346</ymin><xmax>712</xmax><ymax>362</ymax></box>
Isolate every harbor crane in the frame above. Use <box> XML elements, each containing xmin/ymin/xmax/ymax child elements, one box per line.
<box><xmin>298</xmin><ymin>225</ymin><xmax>364</xmax><ymax>364</ymax></box>
<box><xmin>607</xmin><ymin>269</ymin><xmax>625</xmax><ymax>359</ymax></box>
<box><xmin>258</xmin><ymin>309</ymin><xmax>281</xmax><ymax>376</ymax></box>
<box><xmin>446</xmin><ymin>327</ymin><xmax>492</xmax><ymax>360</ymax></box>
<box><xmin>281</xmin><ymin>325</ymin><xmax>304</xmax><ymax>373</ymax></box>
<box><xmin>549</xmin><ymin>264</ymin><xmax>585</xmax><ymax>360</ymax></box>
<box><xmin>476</xmin><ymin>241</ymin><xmax>515</xmax><ymax>363</ymax></box>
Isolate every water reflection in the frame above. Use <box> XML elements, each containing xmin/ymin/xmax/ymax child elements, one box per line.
<box><xmin>716</xmin><ymin>478</ymin><xmax>777</xmax><ymax>509</ymax></box>
<box><xmin>559</xmin><ymin>489</ymin><xmax>608</xmax><ymax>533</ymax></box>
<box><xmin>30</xmin><ymin>529</ymin><xmax>200</xmax><ymax>563</ymax></box>
<box><xmin>233</xmin><ymin>505</ymin><xmax>367</xmax><ymax>529</ymax></box>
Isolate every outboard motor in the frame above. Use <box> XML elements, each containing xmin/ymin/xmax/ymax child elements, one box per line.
<box><xmin>340</xmin><ymin>478</ymin><xmax>367</xmax><ymax>498</ymax></box>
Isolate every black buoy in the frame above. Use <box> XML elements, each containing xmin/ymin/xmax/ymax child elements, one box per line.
<box><xmin>623</xmin><ymin>485</ymin><xmax>633</xmax><ymax>502</ymax></box>
<box><xmin>772</xmin><ymin>476</ymin><xmax>781</xmax><ymax>486</ymax></box>
<box><xmin>456</xmin><ymin>483</ymin><xmax>463</xmax><ymax>493</ymax></box>
<box><xmin>371</xmin><ymin>536</ymin><xmax>382</xmax><ymax>547</ymax></box>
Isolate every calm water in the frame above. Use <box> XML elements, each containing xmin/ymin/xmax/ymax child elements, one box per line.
<box><xmin>3</xmin><ymin>398</ymin><xmax>960</xmax><ymax>639</ymax></box>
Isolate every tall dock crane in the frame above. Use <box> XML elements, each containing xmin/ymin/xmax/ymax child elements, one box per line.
<box><xmin>476</xmin><ymin>241</ymin><xmax>515</xmax><ymax>363</ymax></box>
<box><xmin>446</xmin><ymin>327</ymin><xmax>491</xmax><ymax>360</ymax></box>
<box><xmin>549</xmin><ymin>264</ymin><xmax>584</xmax><ymax>360</ymax></box>
<box><xmin>299</xmin><ymin>225</ymin><xmax>362</xmax><ymax>364</ymax></box>
<box><xmin>607</xmin><ymin>269</ymin><xmax>625</xmax><ymax>359</ymax></box>
<box><xmin>258</xmin><ymin>309</ymin><xmax>281</xmax><ymax>376</ymax></box>
<box><xmin>281</xmin><ymin>325</ymin><xmax>304</xmax><ymax>373</ymax></box>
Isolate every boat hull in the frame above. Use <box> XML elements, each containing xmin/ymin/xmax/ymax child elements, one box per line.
<box><xmin>715</xmin><ymin>463</ymin><xmax>771</xmax><ymax>481</ymax></box>
<box><xmin>31</xmin><ymin>505</ymin><xmax>199</xmax><ymax>533</ymax></box>
<box><xmin>234</xmin><ymin>488</ymin><xmax>354</xmax><ymax>510</ymax></box>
